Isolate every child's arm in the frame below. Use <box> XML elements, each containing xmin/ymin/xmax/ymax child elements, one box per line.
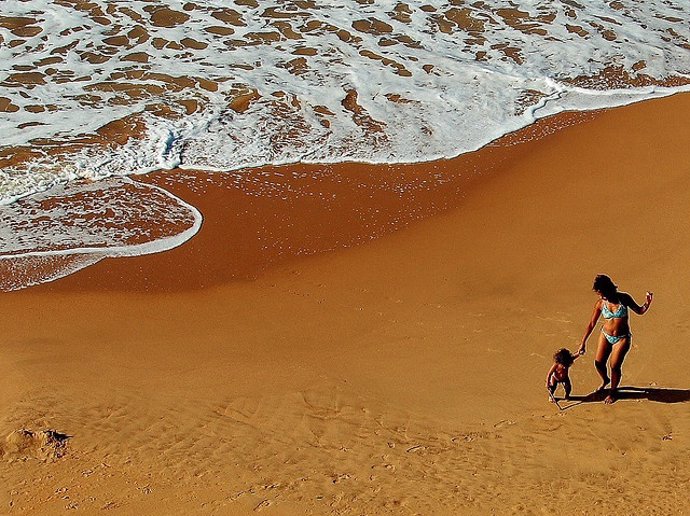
<box><xmin>545</xmin><ymin>363</ymin><xmax>557</xmax><ymax>386</ymax></box>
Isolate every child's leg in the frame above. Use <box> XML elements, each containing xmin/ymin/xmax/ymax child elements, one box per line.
<box><xmin>563</xmin><ymin>378</ymin><xmax>572</xmax><ymax>399</ymax></box>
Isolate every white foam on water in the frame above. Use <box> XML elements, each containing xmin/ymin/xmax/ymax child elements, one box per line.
<box><xmin>1</xmin><ymin>0</ymin><xmax>688</xmax><ymax>204</ymax></box>
<box><xmin>1</xmin><ymin>1</ymin><xmax>689</xmax><ymax>288</ymax></box>
<box><xmin>0</xmin><ymin>176</ymin><xmax>202</xmax><ymax>290</ymax></box>
<box><xmin>0</xmin><ymin>253</ymin><xmax>105</xmax><ymax>292</ymax></box>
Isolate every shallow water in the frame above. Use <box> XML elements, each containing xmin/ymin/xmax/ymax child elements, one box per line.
<box><xmin>1</xmin><ymin>0</ymin><xmax>689</xmax><ymax>289</ymax></box>
<box><xmin>0</xmin><ymin>177</ymin><xmax>201</xmax><ymax>290</ymax></box>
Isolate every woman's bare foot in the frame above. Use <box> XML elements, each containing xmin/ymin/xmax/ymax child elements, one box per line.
<box><xmin>604</xmin><ymin>392</ymin><xmax>616</xmax><ymax>404</ymax></box>
<box><xmin>597</xmin><ymin>377</ymin><xmax>611</xmax><ymax>392</ymax></box>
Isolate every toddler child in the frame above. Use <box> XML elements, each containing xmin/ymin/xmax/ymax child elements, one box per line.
<box><xmin>546</xmin><ymin>348</ymin><xmax>579</xmax><ymax>401</ymax></box>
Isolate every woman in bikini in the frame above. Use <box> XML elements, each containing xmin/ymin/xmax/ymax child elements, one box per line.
<box><xmin>577</xmin><ymin>274</ymin><xmax>653</xmax><ymax>404</ymax></box>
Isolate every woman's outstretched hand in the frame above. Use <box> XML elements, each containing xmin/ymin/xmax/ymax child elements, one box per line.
<box><xmin>641</xmin><ymin>291</ymin><xmax>654</xmax><ymax>314</ymax></box>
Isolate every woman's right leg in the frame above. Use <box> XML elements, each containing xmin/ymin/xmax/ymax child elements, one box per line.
<box><xmin>605</xmin><ymin>337</ymin><xmax>631</xmax><ymax>404</ymax></box>
<box><xmin>594</xmin><ymin>332</ymin><xmax>612</xmax><ymax>390</ymax></box>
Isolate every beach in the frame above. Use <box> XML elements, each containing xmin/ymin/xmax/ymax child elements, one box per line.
<box><xmin>1</xmin><ymin>92</ymin><xmax>689</xmax><ymax>514</ymax></box>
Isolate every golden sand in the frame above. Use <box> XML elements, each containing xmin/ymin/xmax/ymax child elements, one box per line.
<box><xmin>1</xmin><ymin>94</ymin><xmax>689</xmax><ymax>514</ymax></box>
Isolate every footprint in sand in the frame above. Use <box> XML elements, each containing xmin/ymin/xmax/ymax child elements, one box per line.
<box><xmin>254</xmin><ymin>499</ymin><xmax>272</xmax><ymax>512</ymax></box>
<box><xmin>493</xmin><ymin>420</ymin><xmax>516</xmax><ymax>429</ymax></box>
<box><xmin>331</xmin><ymin>473</ymin><xmax>351</xmax><ymax>484</ymax></box>
<box><xmin>372</xmin><ymin>462</ymin><xmax>396</xmax><ymax>472</ymax></box>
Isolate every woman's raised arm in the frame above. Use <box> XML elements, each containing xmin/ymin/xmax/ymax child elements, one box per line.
<box><xmin>622</xmin><ymin>291</ymin><xmax>653</xmax><ymax>315</ymax></box>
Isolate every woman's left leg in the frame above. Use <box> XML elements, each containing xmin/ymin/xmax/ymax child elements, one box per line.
<box><xmin>594</xmin><ymin>332</ymin><xmax>613</xmax><ymax>390</ymax></box>
<box><xmin>605</xmin><ymin>337</ymin><xmax>631</xmax><ymax>404</ymax></box>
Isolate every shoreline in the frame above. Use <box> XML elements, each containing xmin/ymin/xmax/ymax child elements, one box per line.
<box><xmin>1</xmin><ymin>93</ymin><xmax>689</xmax><ymax>514</ymax></box>
<box><xmin>4</xmin><ymin>89</ymin><xmax>690</xmax><ymax>294</ymax></box>
<box><xmin>4</xmin><ymin>106</ymin><xmax>598</xmax><ymax>293</ymax></box>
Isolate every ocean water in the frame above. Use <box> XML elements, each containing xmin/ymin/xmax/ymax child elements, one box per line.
<box><xmin>0</xmin><ymin>177</ymin><xmax>201</xmax><ymax>290</ymax></box>
<box><xmin>1</xmin><ymin>0</ymin><xmax>689</xmax><ymax>288</ymax></box>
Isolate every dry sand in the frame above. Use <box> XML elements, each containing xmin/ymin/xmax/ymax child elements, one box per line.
<box><xmin>1</xmin><ymin>93</ymin><xmax>689</xmax><ymax>515</ymax></box>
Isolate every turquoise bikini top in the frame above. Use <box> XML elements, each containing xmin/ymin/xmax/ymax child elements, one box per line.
<box><xmin>601</xmin><ymin>300</ymin><xmax>628</xmax><ymax>319</ymax></box>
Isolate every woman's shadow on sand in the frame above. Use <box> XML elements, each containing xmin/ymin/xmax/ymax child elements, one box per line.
<box><xmin>555</xmin><ymin>386</ymin><xmax>690</xmax><ymax>410</ymax></box>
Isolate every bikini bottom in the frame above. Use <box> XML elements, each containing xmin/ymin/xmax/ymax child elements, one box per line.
<box><xmin>602</xmin><ymin>329</ymin><xmax>631</xmax><ymax>345</ymax></box>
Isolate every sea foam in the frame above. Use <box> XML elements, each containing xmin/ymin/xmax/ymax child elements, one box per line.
<box><xmin>0</xmin><ymin>177</ymin><xmax>202</xmax><ymax>290</ymax></box>
<box><xmin>1</xmin><ymin>0</ymin><xmax>689</xmax><ymax>204</ymax></box>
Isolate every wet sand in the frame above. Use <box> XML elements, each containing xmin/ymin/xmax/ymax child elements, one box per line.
<box><xmin>1</xmin><ymin>93</ymin><xmax>689</xmax><ymax>514</ymax></box>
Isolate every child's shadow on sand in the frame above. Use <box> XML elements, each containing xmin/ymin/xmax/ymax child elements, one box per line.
<box><xmin>556</xmin><ymin>386</ymin><xmax>690</xmax><ymax>410</ymax></box>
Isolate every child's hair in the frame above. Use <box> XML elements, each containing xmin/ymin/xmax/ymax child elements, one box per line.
<box><xmin>554</xmin><ymin>348</ymin><xmax>575</xmax><ymax>367</ymax></box>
